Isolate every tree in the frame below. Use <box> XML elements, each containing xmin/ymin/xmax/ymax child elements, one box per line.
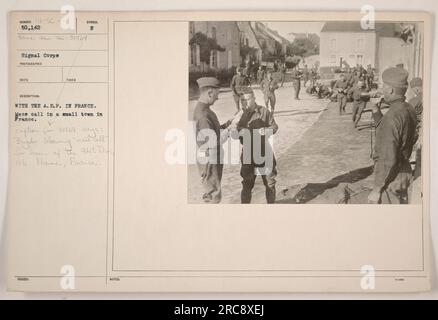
<box><xmin>287</xmin><ymin>38</ymin><xmax>319</xmax><ymax>57</ymax></box>
<box><xmin>189</xmin><ymin>32</ymin><xmax>225</xmax><ymax>70</ymax></box>
<box><xmin>240</xmin><ymin>44</ymin><xmax>258</xmax><ymax>63</ymax></box>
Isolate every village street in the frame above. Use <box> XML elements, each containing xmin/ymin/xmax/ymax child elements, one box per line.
<box><xmin>188</xmin><ymin>80</ymin><xmax>378</xmax><ymax>204</ymax></box>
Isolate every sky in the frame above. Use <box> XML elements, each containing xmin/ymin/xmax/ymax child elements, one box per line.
<box><xmin>265</xmin><ymin>22</ymin><xmax>324</xmax><ymax>40</ymax></box>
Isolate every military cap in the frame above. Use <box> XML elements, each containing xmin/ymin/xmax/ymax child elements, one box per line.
<box><xmin>382</xmin><ymin>67</ymin><xmax>409</xmax><ymax>89</ymax></box>
<box><xmin>197</xmin><ymin>77</ymin><xmax>220</xmax><ymax>89</ymax></box>
<box><xmin>410</xmin><ymin>77</ymin><xmax>423</xmax><ymax>88</ymax></box>
<box><xmin>396</xmin><ymin>62</ymin><xmax>404</xmax><ymax>68</ymax></box>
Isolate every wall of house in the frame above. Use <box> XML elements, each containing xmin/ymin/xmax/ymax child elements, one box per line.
<box><xmin>236</xmin><ymin>22</ymin><xmax>262</xmax><ymax>62</ymax></box>
<box><xmin>377</xmin><ymin>37</ymin><xmax>415</xmax><ymax>79</ymax></box>
<box><xmin>320</xmin><ymin>31</ymin><xmax>376</xmax><ymax>68</ymax></box>
<box><xmin>189</xmin><ymin>22</ymin><xmax>241</xmax><ymax>71</ymax></box>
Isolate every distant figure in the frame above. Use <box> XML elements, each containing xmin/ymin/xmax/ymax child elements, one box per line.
<box><xmin>280</xmin><ymin>62</ymin><xmax>287</xmax><ymax>87</ymax></box>
<box><xmin>230</xmin><ymin>67</ymin><xmax>250</xmax><ymax>111</ymax></box>
<box><xmin>302</xmin><ymin>64</ymin><xmax>309</xmax><ymax>87</ymax></box>
<box><xmin>408</xmin><ymin>77</ymin><xmax>423</xmax><ymax>179</ymax></box>
<box><xmin>257</xmin><ymin>66</ymin><xmax>266</xmax><ymax>85</ymax></box>
<box><xmin>260</xmin><ymin>70</ymin><xmax>279</xmax><ymax>113</ymax></box>
<box><xmin>351</xmin><ymin>80</ymin><xmax>370</xmax><ymax>128</ymax></box>
<box><xmin>290</xmin><ymin>66</ymin><xmax>302</xmax><ymax>100</ymax></box>
<box><xmin>365</xmin><ymin>64</ymin><xmax>375</xmax><ymax>90</ymax></box>
<box><xmin>334</xmin><ymin>74</ymin><xmax>348</xmax><ymax>115</ymax></box>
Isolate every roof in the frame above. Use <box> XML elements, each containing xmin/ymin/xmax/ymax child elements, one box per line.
<box><xmin>321</xmin><ymin>22</ymin><xmax>375</xmax><ymax>33</ymax></box>
<box><xmin>321</xmin><ymin>22</ymin><xmax>404</xmax><ymax>37</ymax></box>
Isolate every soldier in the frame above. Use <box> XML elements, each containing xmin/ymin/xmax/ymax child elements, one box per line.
<box><xmin>236</xmin><ymin>87</ymin><xmax>279</xmax><ymax>204</ymax></box>
<box><xmin>279</xmin><ymin>62</ymin><xmax>287</xmax><ymax>87</ymax></box>
<box><xmin>193</xmin><ymin>77</ymin><xmax>234</xmax><ymax>203</ymax></box>
<box><xmin>347</xmin><ymin>70</ymin><xmax>362</xmax><ymax>101</ymax></box>
<box><xmin>366</xmin><ymin>64</ymin><xmax>375</xmax><ymax>90</ymax></box>
<box><xmin>408</xmin><ymin>77</ymin><xmax>423</xmax><ymax>179</ymax></box>
<box><xmin>367</xmin><ymin>67</ymin><xmax>417</xmax><ymax>204</ymax></box>
<box><xmin>302</xmin><ymin>64</ymin><xmax>309</xmax><ymax>87</ymax></box>
<box><xmin>351</xmin><ymin>80</ymin><xmax>370</xmax><ymax>128</ymax></box>
<box><xmin>408</xmin><ymin>77</ymin><xmax>423</xmax><ymax>138</ymax></box>
<box><xmin>260</xmin><ymin>70</ymin><xmax>279</xmax><ymax>113</ymax></box>
<box><xmin>344</xmin><ymin>67</ymin><xmax>353</xmax><ymax>84</ymax></box>
<box><xmin>334</xmin><ymin>74</ymin><xmax>349</xmax><ymax>115</ymax></box>
<box><xmin>230</xmin><ymin>67</ymin><xmax>250</xmax><ymax>111</ymax></box>
<box><xmin>290</xmin><ymin>66</ymin><xmax>302</xmax><ymax>100</ymax></box>
<box><xmin>257</xmin><ymin>66</ymin><xmax>266</xmax><ymax>85</ymax></box>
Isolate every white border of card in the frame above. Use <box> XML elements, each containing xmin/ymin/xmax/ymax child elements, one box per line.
<box><xmin>7</xmin><ymin>11</ymin><xmax>431</xmax><ymax>292</ymax></box>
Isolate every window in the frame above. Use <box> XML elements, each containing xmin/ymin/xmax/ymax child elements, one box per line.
<box><xmin>329</xmin><ymin>55</ymin><xmax>336</xmax><ymax>64</ymax></box>
<box><xmin>357</xmin><ymin>39</ymin><xmax>364</xmax><ymax>50</ymax></box>
<box><xmin>211</xmin><ymin>26</ymin><xmax>217</xmax><ymax>40</ymax></box>
<box><xmin>211</xmin><ymin>50</ymin><xmax>217</xmax><ymax>68</ymax></box>
<box><xmin>330</xmin><ymin>38</ymin><xmax>337</xmax><ymax>50</ymax></box>
<box><xmin>357</xmin><ymin>54</ymin><xmax>364</xmax><ymax>65</ymax></box>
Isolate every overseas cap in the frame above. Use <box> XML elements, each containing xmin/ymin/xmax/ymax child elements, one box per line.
<box><xmin>382</xmin><ymin>67</ymin><xmax>409</xmax><ymax>89</ymax></box>
<box><xmin>197</xmin><ymin>77</ymin><xmax>220</xmax><ymax>89</ymax></box>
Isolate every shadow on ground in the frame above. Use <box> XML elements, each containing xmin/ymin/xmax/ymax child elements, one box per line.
<box><xmin>277</xmin><ymin>165</ymin><xmax>374</xmax><ymax>204</ymax></box>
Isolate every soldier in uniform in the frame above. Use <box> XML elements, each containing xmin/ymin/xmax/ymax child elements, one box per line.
<box><xmin>236</xmin><ymin>87</ymin><xmax>279</xmax><ymax>204</ymax></box>
<box><xmin>351</xmin><ymin>80</ymin><xmax>370</xmax><ymax>128</ymax></box>
<box><xmin>193</xmin><ymin>77</ymin><xmax>234</xmax><ymax>203</ymax></box>
<box><xmin>257</xmin><ymin>66</ymin><xmax>266</xmax><ymax>85</ymax></box>
<box><xmin>334</xmin><ymin>74</ymin><xmax>349</xmax><ymax>115</ymax></box>
<box><xmin>408</xmin><ymin>77</ymin><xmax>423</xmax><ymax>179</ymax></box>
<box><xmin>290</xmin><ymin>66</ymin><xmax>302</xmax><ymax>100</ymax></box>
<box><xmin>279</xmin><ymin>62</ymin><xmax>287</xmax><ymax>87</ymax></box>
<box><xmin>408</xmin><ymin>77</ymin><xmax>423</xmax><ymax>138</ymax></box>
<box><xmin>230</xmin><ymin>67</ymin><xmax>250</xmax><ymax>111</ymax></box>
<box><xmin>260</xmin><ymin>70</ymin><xmax>279</xmax><ymax>113</ymax></box>
<box><xmin>366</xmin><ymin>64</ymin><xmax>375</xmax><ymax>90</ymax></box>
<box><xmin>302</xmin><ymin>64</ymin><xmax>309</xmax><ymax>87</ymax></box>
<box><xmin>367</xmin><ymin>67</ymin><xmax>417</xmax><ymax>204</ymax></box>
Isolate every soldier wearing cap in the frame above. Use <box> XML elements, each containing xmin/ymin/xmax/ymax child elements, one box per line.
<box><xmin>235</xmin><ymin>87</ymin><xmax>278</xmax><ymax>203</ymax></box>
<box><xmin>230</xmin><ymin>67</ymin><xmax>250</xmax><ymax>111</ymax></box>
<box><xmin>260</xmin><ymin>70</ymin><xmax>279</xmax><ymax>113</ymax></box>
<box><xmin>334</xmin><ymin>74</ymin><xmax>349</xmax><ymax>115</ymax></box>
<box><xmin>367</xmin><ymin>67</ymin><xmax>417</xmax><ymax>204</ymax></box>
<box><xmin>409</xmin><ymin>77</ymin><xmax>423</xmax><ymax>179</ymax></box>
<box><xmin>193</xmin><ymin>77</ymin><xmax>234</xmax><ymax>203</ymax></box>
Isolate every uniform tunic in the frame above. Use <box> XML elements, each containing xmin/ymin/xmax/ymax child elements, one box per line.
<box><xmin>237</xmin><ymin>105</ymin><xmax>278</xmax><ymax>203</ymax></box>
<box><xmin>290</xmin><ymin>69</ymin><xmax>301</xmax><ymax>99</ymax></box>
<box><xmin>193</xmin><ymin>101</ymin><xmax>231</xmax><ymax>203</ymax></box>
<box><xmin>334</xmin><ymin>79</ymin><xmax>348</xmax><ymax>113</ymax></box>
<box><xmin>260</xmin><ymin>78</ymin><xmax>279</xmax><ymax>111</ymax></box>
<box><xmin>372</xmin><ymin>97</ymin><xmax>417</xmax><ymax>201</ymax></box>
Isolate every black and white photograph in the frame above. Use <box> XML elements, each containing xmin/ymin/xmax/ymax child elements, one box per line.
<box><xmin>188</xmin><ymin>21</ymin><xmax>424</xmax><ymax>204</ymax></box>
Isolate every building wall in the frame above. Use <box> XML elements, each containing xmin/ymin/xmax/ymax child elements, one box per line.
<box><xmin>236</xmin><ymin>22</ymin><xmax>262</xmax><ymax>62</ymax></box>
<box><xmin>377</xmin><ymin>37</ymin><xmax>415</xmax><ymax>79</ymax></box>
<box><xmin>189</xmin><ymin>22</ymin><xmax>241</xmax><ymax>71</ymax></box>
<box><xmin>320</xmin><ymin>31</ymin><xmax>376</xmax><ymax>68</ymax></box>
